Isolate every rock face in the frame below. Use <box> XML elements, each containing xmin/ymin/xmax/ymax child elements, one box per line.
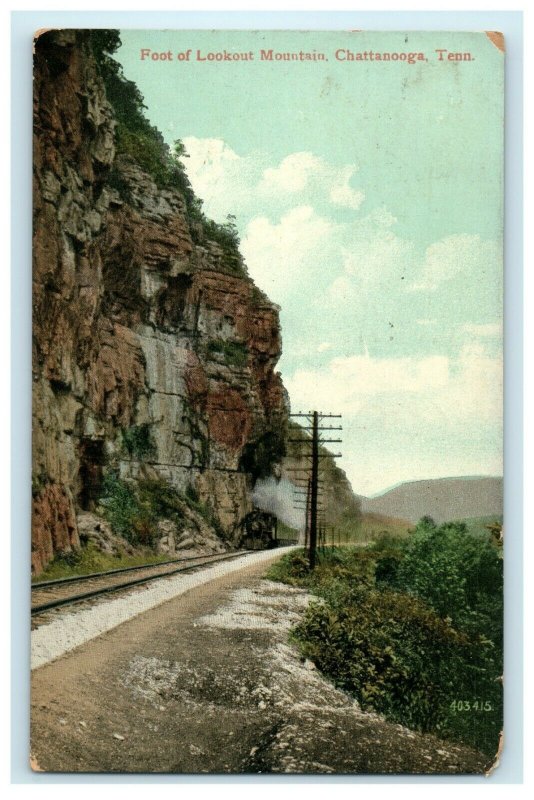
<box><xmin>32</xmin><ymin>31</ymin><xmax>288</xmax><ymax>574</ymax></box>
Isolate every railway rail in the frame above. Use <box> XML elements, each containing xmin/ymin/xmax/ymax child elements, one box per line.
<box><xmin>31</xmin><ymin>550</ymin><xmax>253</xmax><ymax>617</ymax></box>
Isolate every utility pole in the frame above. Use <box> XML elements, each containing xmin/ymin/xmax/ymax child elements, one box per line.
<box><xmin>305</xmin><ymin>478</ymin><xmax>311</xmax><ymax>548</ymax></box>
<box><xmin>309</xmin><ymin>411</ymin><xmax>319</xmax><ymax>568</ymax></box>
<box><xmin>289</xmin><ymin>410</ymin><xmax>342</xmax><ymax>570</ymax></box>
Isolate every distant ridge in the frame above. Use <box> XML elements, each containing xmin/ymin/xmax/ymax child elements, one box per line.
<box><xmin>360</xmin><ymin>476</ymin><xmax>503</xmax><ymax>525</ymax></box>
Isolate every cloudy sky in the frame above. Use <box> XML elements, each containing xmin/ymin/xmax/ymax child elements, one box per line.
<box><xmin>117</xmin><ymin>30</ymin><xmax>503</xmax><ymax>495</ymax></box>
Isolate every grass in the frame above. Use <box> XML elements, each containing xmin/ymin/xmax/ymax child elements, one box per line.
<box><xmin>32</xmin><ymin>542</ymin><xmax>171</xmax><ymax>583</ymax></box>
<box><xmin>315</xmin><ymin>512</ymin><xmax>412</xmax><ymax>547</ymax></box>
<box><xmin>359</xmin><ymin>511</ymin><xmax>412</xmax><ymax>541</ymax></box>
<box><xmin>121</xmin><ymin>424</ymin><xmax>156</xmax><ymax>460</ymax></box>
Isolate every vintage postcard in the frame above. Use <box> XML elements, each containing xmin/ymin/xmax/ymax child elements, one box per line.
<box><xmin>31</xmin><ymin>29</ymin><xmax>504</xmax><ymax>774</ymax></box>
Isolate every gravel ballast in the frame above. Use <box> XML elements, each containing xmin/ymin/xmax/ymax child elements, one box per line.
<box><xmin>31</xmin><ymin>548</ymin><xmax>295</xmax><ymax>670</ymax></box>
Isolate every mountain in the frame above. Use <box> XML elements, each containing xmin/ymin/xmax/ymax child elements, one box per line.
<box><xmin>360</xmin><ymin>476</ymin><xmax>503</xmax><ymax>526</ymax></box>
<box><xmin>32</xmin><ymin>31</ymin><xmax>288</xmax><ymax>573</ymax></box>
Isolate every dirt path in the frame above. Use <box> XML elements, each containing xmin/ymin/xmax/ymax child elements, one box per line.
<box><xmin>31</xmin><ymin>556</ymin><xmax>488</xmax><ymax>775</ymax></box>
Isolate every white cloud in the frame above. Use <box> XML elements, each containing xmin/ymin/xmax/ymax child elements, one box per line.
<box><xmin>181</xmin><ymin>137</ymin><xmax>262</xmax><ymax>222</ymax></box>
<box><xmin>319</xmin><ymin>208</ymin><xmax>415</xmax><ymax>304</ymax></box>
<box><xmin>329</xmin><ymin>181</ymin><xmax>365</xmax><ymax>210</ymax></box>
<box><xmin>461</xmin><ymin>322</ymin><xmax>502</xmax><ymax>338</ymax></box>
<box><xmin>259</xmin><ymin>151</ymin><xmax>364</xmax><ymax>210</ymax></box>
<box><xmin>260</xmin><ymin>151</ymin><xmax>320</xmax><ymax>194</ymax></box>
<box><xmin>409</xmin><ymin>234</ymin><xmax>501</xmax><ymax>292</ymax></box>
<box><xmin>324</xmin><ymin>275</ymin><xmax>357</xmax><ymax>304</ymax></box>
<box><xmin>284</xmin><ymin>343</ymin><xmax>502</xmax><ymax>426</ymax></box>
<box><xmin>180</xmin><ymin>139</ymin><xmax>365</xmax><ymax>225</ymax></box>
<box><xmin>241</xmin><ymin>206</ymin><xmax>338</xmax><ymax>303</ymax></box>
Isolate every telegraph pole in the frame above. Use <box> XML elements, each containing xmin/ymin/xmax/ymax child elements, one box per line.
<box><xmin>309</xmin><ymin>411</ymin><xmax>319</xmax><ymax>568</ymax></box>
<box><xmin>305</xmin><ymin>478</ymin><xmax>311</xmax><ymax>548</ymax></box>
<box><xmin>289</xmin><ymin>410</ymin><xmax>342</xmax><ymax>570</ymax></box>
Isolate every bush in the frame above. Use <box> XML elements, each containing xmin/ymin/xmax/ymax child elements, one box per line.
<box><xmin>267</xmin><ymin>549</ymin><xmax>311</xmax><ymax>584</ymax></box>
<box><xmin>121</xmin><ymin>424</ymin><xmax>156</xmax><ymax>460</ymax></box>
<box><xmin>99</xmin><ymin>473</ymin><xmax>226</xmax><ymax>548</ymax></box>
<box><xmin>269</xmin><ymin>535</ymin><xmax>503</xmax><ymax>757</ymax></box>
<box><xmin>268</xmin><ymin>547</ymin><xmax>375</xmax><ymax>591</ymax></box>
<box><xmin>292</xmin><ymin>584</ymin><xmax>501</xmax><ymax>756</ymax></box>
<box><xmin>99</xmin><ymin>472</ymin><xmax>157</xmax><ymax>546</ymax></box>
<box><xmin>207</xmin><ymin>339</ymin><xmax>248</xmax><ymax>368</ymax></box>
<box><xmin>393</xmin><ymin>519</ymin><xmax>503</xmax><ymax>647</ymax></box>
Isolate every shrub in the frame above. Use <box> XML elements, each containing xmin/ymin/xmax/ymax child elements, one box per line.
<box><xmin>267</xmin><ymin>549</ymin><xmax>311</xmax><ymax>584</ymax></box>
<box><xmin>121</xmin><ymin>424</ymin><xmax>156</xmax><ymax>460</ymax></box>
<box><xmin>99</xmin><ymin>472</ymin><xmax>157</xmax><ymax>546</ymax></box>
<box><xmin>207</xmin><ymin>339</ymin><xmax>249</xmax><ymax>367</ymax></box>
<box><xmin>293</xmin><ymin>584</ymin><xmax>502</xmax><ymax>756</ymax></box>
<box><xmin>394</xmin><ymin>519</ymin><xmax>503</xmax><ymax>647</ymax></box>
<box><xmin>270</xmin><ymin>537</ymin><xmax>503</xmax><ymax>757</ymax></box>
<box><xmin>99</xmin><ymin>474</ymin><xmax>226</xmax><ymax>546</ymax></box>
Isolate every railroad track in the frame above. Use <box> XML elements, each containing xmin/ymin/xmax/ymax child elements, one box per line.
<box><xmin>31</xmin><ymin>550</ymin><xmax>252</xmax><ymax>617</ymax></box>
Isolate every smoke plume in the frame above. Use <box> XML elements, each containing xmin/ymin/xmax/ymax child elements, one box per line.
<box><xmin>252</xmin><ymin>477</ymin><xmax>305</xmax><ymax>534</ymax></box>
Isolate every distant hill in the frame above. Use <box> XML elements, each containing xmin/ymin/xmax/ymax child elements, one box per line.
<box><xmin>360</xmin><ymin>512</ymin><xmax>413</xmax><ymax>540</ymax></box>
<box><xmin>360</xmin><ymin>476</ymin><xmax>503</xmax><ymax>525</ymax></box>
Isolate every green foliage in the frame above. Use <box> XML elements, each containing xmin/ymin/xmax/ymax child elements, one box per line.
<box><xmin>240</xmin><ymin>421</ymin><xmax>288</xmax><ymax>481</ymax></box>
<box><xmin>368</xmin><ymin>531</ymin><xmax>409</xmax><ymax>553</ymax></box>
<box><xmin>99</xmin><ymin>472</ymin><xmax>156</xmax><ymax>546</ymax></box>
<box><xmin>267</xmin><ymin>547</ymin><xmax>375</xmax><ymax>591</ymax></box>
<box><xmin>207</xmin><ymin>339</ymin><xmax>249</xmax><ymax>367</ymax></box>
<box><xmin>267</xmin><ymin>549</ymin><xmax>311</xmax><ymax>583</ymax></box>
<box><xmin>185</xmin><ymin>483</ymin><xmax>200</xmax><ymax>504</ymax></box>
<box><xmin>292</xmin><ymin>584</ymin><xmax>501</xmax><ymax>756</ymax></box>
<box><xmin>269</xmin><ymin>533</ymin><xmax>503</xmax><ymax>757</ymax></box>
<box><xmin>121</xmin><ymin>424</ymin><xmax>156</xmax><ymax>460</ymax></box>
<box><xmin>393</xmin><ymin>519</ymin><xmax>503</xmax><ymax>647</ymax></box>
<box><xmin>88</xmin><ymin>31</ymin><xmax>246</xmax><ymax>275</ymax></box>
<box><xmin>202</xmin><ymin>214</ymin><xmax>241</xmax><ymax>251</ymax></box>
<box><xmin>99</xmin><ymin>473</ymin><xmax>225</xmax><ymax>547</ymax></box>
<box><xmin>368</xmin><ymin>532</ymin><xmax>409</xmax><ymax>587</ymax></box>
<box><xmin>138</xmin><ymin>478</ymin><xmax>184</xmax><ymax>518</ymax></box>
<box><xmin>32</xmin><ymin>543</ymin><xmax>170</xmax><ymax>583</ymax></box>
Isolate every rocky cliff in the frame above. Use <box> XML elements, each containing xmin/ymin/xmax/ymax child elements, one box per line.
<box><xmin>32</xmin><ymin>30</ymin><xmax>288</xmax><ymax>574</ymax></box>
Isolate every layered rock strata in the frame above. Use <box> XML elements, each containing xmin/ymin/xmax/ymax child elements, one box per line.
<box><xmin>32</xmin><ymin>31</ymin><xmax>288</xmax><ymax>573</ymax></box>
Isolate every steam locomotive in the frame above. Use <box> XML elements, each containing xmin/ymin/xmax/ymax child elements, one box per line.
<box><xmin>239</xmin><ymin>509</ymin><xmax>279</xmax><ymax>550</ymax></box>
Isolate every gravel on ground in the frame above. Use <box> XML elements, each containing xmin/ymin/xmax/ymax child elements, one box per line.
<box><xmin>31</xmin><ymin>554</ymin><xmax>490</xmax><ymax>775</ymax></box>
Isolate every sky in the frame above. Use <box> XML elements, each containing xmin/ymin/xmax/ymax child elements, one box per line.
<box><xmin>117</xmin><ymin>30</ymin><xmax>503</xmax><ymax>496</ymax></box>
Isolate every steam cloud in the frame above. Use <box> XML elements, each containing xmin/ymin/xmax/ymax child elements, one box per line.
<box><xmin>252</xmin><ymin>477</ymin><xmax>305</xmax><ymax>536</ymax></box>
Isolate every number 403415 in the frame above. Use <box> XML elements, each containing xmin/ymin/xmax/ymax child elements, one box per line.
<box><xmin>450</xmin><ymin>700</ymin><xmax>493</xmax><ymax>712</ymax></box>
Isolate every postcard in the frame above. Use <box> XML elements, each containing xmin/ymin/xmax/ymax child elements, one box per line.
<box><xmin>31</xmin><ymin>29</ymin><xmax>504</xmax><ymax>774</ymax></box>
